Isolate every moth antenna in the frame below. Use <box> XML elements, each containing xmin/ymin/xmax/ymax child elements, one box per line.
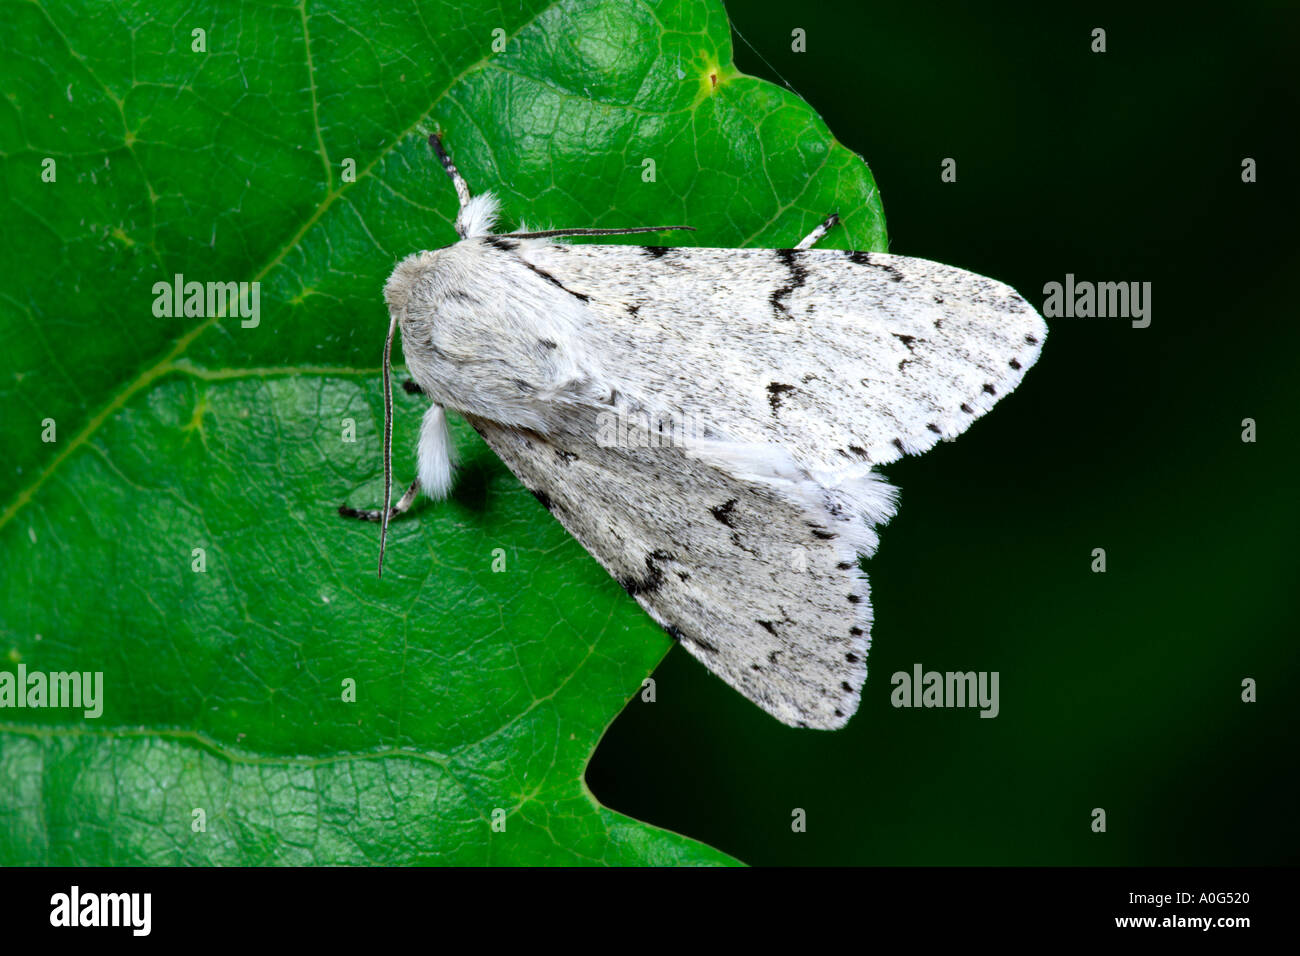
<box><xmin>378</xmin><ymin>310</ymin><xmax>399</xmax><ymax>578</ymax></box>
<box><xmin>429</xmin><ymin>133</ymin><xmax>473</xmax><ymax>237</ymax></box>
<box><xmin>507</xmin><ymin>225</ymin><xmax>695</xmax><ymax>239</ymax></box>
<box><xmin>428</xmin><ymin>133</ymin><xmax>691</xmax><ymax>242</ymax></box>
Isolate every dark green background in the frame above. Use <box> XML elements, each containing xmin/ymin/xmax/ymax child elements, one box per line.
<box><xmin>587</xmin><ymin>0</ymin><xmax>1300</xmax><ymax>864</ymax></box>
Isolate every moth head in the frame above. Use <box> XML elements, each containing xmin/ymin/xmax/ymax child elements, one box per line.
<box><xmin>383</xmin><ymin>249</ymin><xmax>442</xmax><ymax>319</ymax></box>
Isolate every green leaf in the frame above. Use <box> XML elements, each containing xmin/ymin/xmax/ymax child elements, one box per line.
<box><xmin>0</xmin><ymin>0</ymin><xmax>885</xmax><ymax>864</ymax></box>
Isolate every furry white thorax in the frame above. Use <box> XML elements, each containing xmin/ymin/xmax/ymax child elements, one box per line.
<box><xmin>385</xmin><ymin>231</ymin><xmax>609</xmax><ymax>438</ymax></box>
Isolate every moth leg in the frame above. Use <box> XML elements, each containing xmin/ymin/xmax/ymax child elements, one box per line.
<box><xmin>428</xmin><ymin>133</ymin><xmax>475</xmax><ymax>239</ymax></box>
<box><xmin>794</xmin><ymin>213</ymin><xmax>841</xmax><ymax>250</ymax></box>
<box><xmin>338</xmin><ymin>478</ymin><xmax>421</xmax><ymax>523</ymax></box>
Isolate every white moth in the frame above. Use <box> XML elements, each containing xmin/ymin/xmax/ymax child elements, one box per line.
<box><xmin>341</xmin><ymin>134</ymin><xmax>1046</xmax><ymax>730</ymax></box>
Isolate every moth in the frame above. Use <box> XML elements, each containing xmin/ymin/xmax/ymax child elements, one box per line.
<box><xmin>341</xmin><ymin>134</ymin><xmax>1046</xmax><ymax>730</ymax></box>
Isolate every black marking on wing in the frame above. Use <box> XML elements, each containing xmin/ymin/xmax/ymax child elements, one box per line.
<box><xmin>758</xmin><ymin>620</ymin><xmax>778</xmax><ymax>636</ymax></box>
<box><xmin>529</xmin><ymin>488</ymin><xmax>554</xmax><ymax>511</ymax></box>
<box><xmin>626</xmin><ymin>304</ymin><xmax>640</xmax><ymax>317</ymax></box>
<box><xmin>731</xmin><ymin>532</ymin><xmax>761</xmax><ymax>557</ymax></box>
<box><xmin>710</xmin><ymin>498</ymin><xmax>738</xmax><ymax>527</ymax></box>
<box><xmin>846</xmin><ymin>249</ymin><xmax>904</xmax><ymax>282</ymax></box>
<box><xmin>522</xmin><ymin>259</ymin><xmax>590</xmax><ymax>302</ymax></box>
<box><xmin>642</xmin><ymin>246</ymin><xmax>669</xmax><ymax>258</ymax></box>
<box><xmin>620</xmin><ymin>566</ymin><xmax>661</xmax><ymax>597</ymax></box>
<box><xmin>555</xmin><ymin>448</ymin><xmax>578</xmax><ymax>464</ymax></box>
<box><xmin>619</xmin><ymin>550</ymin><xmax>674</xmax><ymax>598</ymax></box>
<box><xmin>770</xmin><ymin>248</ymin><xmax>808</xmax><ymax>318</ymax></box>
<box><xmin>484</xmin><ymin>236</ymin><xmax>518</xmax><ymax>251</ymax></box>
<box><xmin>767</xmin><ymin>382</ymin><xmax>795</xmax><ymax>413</ymax></box>
<box><xmin>894</xmin><ymin>333</ymin><xmax>918</xmax><ymax>372</ymax></box>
